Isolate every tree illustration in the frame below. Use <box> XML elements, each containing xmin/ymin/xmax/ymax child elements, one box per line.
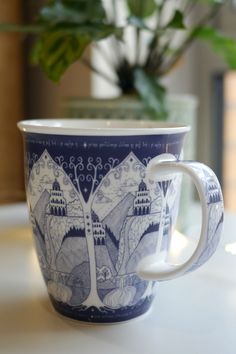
<box><xmin>97</xmin><ymin>266</ymin><xmax>112</xmax><ymax>282</ymax></box>
<box><xmin>157</xmin><ymin>179</ymin><xmax>172</xmax><ymax>256</ymax></box>
<box><xmin>56</xmin><ymin>155</ymin><xmax>120</xmax><ymax>307</ymax></box>
<box><xmin>29</xmin><ymin>150</ymin><xmax>147</xmax><ymax>308</ymax></box>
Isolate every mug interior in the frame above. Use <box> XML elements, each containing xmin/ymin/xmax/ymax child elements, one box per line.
<box><xmin>17</xmin><ymin>119</ymin><xmax>190</xmax><ymax>136</ymax></box>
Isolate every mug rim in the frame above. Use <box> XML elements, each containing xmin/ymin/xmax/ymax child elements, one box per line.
<box><xmin>17</xmin><ymin>119</ymin><xmax>190</xmax><ymax>136</ymax></box>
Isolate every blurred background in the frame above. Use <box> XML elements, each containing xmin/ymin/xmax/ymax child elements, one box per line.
<box><xmin>0</xmin><ymin>0</ymin><xmax>236</xmax><ymax>212</ymax></box>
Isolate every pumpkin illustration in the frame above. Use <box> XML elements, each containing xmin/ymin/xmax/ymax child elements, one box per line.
<box><xmin>47</xmin><ymin>281</ymin><xmax>72</xmax><ymax>303</ymax></box>
<box><xmin>103</xmin><ymin>286</ymin><xmax>136</xmax><ymax>309</ymax></box>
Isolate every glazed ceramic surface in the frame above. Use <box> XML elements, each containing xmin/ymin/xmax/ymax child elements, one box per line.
<box><xmin>18</xmin><ymin>120</ymin><xmax>223</xmax><ymax>323</ymax></box>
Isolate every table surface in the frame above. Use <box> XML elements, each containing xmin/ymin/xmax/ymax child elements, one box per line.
<box><xmin>0</xmin><ymin>203</ymin><xmax>236</xmax><ymax>354</ymax></box>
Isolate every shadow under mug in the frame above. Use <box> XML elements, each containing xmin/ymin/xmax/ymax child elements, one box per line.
<box><xmin>18</xmin><ymin>119</ymin><xmax>224</xmax><ymax>323</ymax></box>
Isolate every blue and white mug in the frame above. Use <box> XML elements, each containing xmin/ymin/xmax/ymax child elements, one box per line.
<box><xmin>18</xmin><ymin>119</ymin><xmax>224</xmax><ymax>323</ymax></box>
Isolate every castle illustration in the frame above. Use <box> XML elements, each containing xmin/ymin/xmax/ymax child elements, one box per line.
<box><xmin>49</xmin><ymin>179</ymin><xmax>67</xmax><ymax>216</ymax></box>
<box><xmin>208</xmin><ymin>181</ymin><xmax>222</xmax><ymax>203</ymax></box>
<box><xmin>27</xmin><ymin>147</ymin><xmax>224</xmax><ymax>321</ymax></box>
<box><xmin>133</xmin><ymin>180</ymin><xmax>151</xmax><ymax>216</ymax></box>
<box><xmin>92</xmin><ymin>211</ymin><xmax>106</xmax><ymax>246</ymax></box>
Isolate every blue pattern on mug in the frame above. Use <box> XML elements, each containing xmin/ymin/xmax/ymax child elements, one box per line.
<box><xmin>24</xmin><ymin>132</ymin><xmax>187</xmax><ymax>322</ymax></box>
<box><xmin>22</xmin><ymin>129</ymin><xmax>224</xmax><ymax>323</ymax></box>
<box><xmin>185</xmin><ymin>162</ymin><xmax>224</xmax><ymax>273</ymax></box>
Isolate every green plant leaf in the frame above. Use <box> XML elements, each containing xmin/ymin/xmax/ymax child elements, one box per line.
<box><xmin>30</xmin><ymin>0</ymin><xmax>122</xmax><ymax>82</ymax></box>
<box><xmin>134</xmin><ymin>68</ymin><xmax>168</xmax><ymax>120</ymax></box>
<box><xmin>165</xmin><ymin>10</ymin><xmax>185</xmax><ymax>29</ymax></box>
<box><xmin>195</xmin><ymin>27</ymin><xmax>236</xmax><ymax>69</ymax></box>
<box><xmin>127</xmin><ymin>15</ymin><xmax>152</xmax><ymax>32</ymax></box>
<box><xmin>62</xmin><ymin>0</ymin><xmax>105</xmax><ymax>16</ymax></box>
<box><xmin>30</xmin><ymin>20</ymin><xmax>122</xmax><ymax>83</ymax></box>
<box><xmin>39</xmin><ymin>2</ymin><xmax>88</xmax><ymax>24</ymax></box>
<box><xmin>31</xmin><ymin>30</ymin><xmax>91</xmax><ymax>82</ymax></box>
<box><xmin>127</xmin><ymin>0</ymin><xmax>156</xmax><ymax>19</ymax></box>
<box><xmin>39</xmin><ymin>0</ymin><xmax>106</xmax><ymax>24</ymax></box>
<box><xmin>54</xmin><ymin>23</ymin><xmax>123</xmax><ymax>40</ymax></box>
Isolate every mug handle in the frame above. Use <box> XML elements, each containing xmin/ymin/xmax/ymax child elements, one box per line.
<box><xmin>137</xmin><ymin>155</ymin><xmax>224</xmax><ymax>281</ymax></box>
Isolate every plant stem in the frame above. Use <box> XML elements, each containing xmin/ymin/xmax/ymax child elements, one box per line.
<box><xmin>81</xmin><ymin>57</ymin><xmax>118</xmax><ymax>87</ymax></box>
<box><xmin>144</xmin><ymin>1</ymin><xmax>166</xmax><ymax>70</ymax></box>
<box><xmin>157</xmin><ymin>3</ymin><xmax>223</xmax><ymax>77</ymax></box>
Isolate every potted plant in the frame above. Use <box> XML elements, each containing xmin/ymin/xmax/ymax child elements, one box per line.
<box><xmin>1</xmin><ymin>0</ymin><xmax>236</xmax><ymax>229</ymax></box>
<box><xmin>1</xmin><ymin>0</ymin><xmax>236</xmax><ymax>119</ymax></box>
